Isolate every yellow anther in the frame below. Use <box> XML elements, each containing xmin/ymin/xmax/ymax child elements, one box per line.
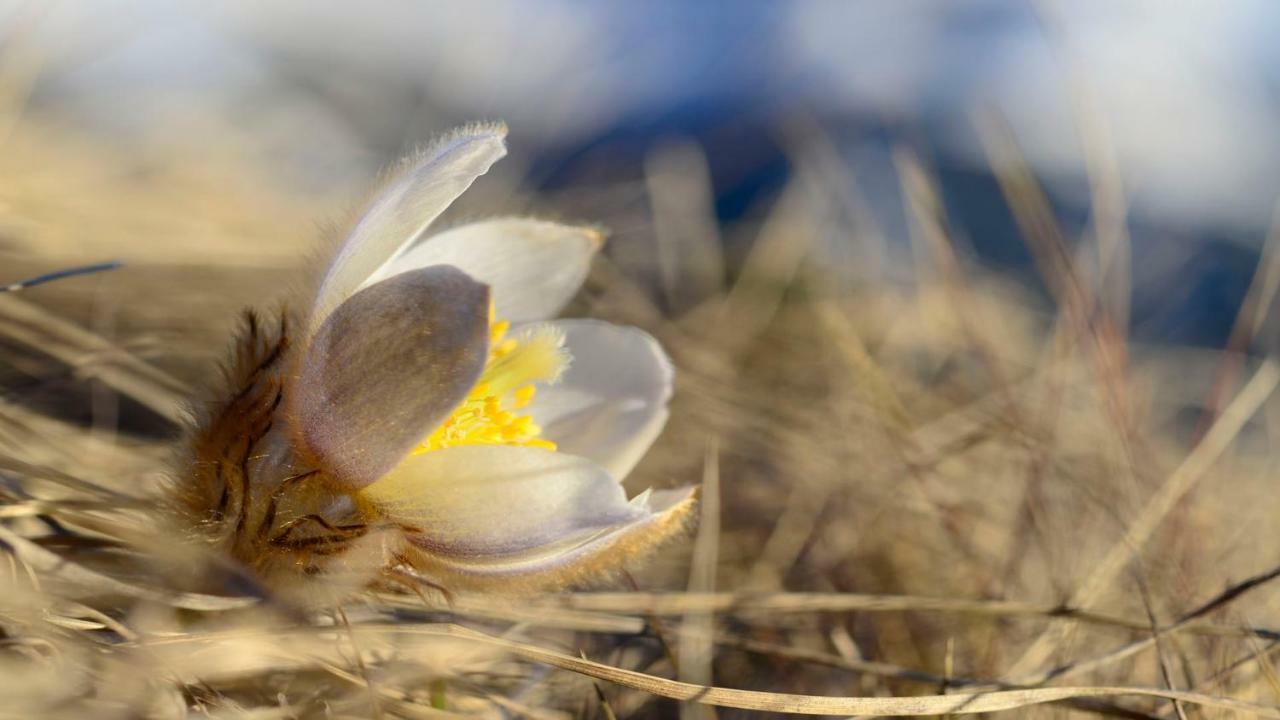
<box><xmin>513</xmin><ymin>384</ymin><xmax>536</xmax><ymax>409</ymax></box>
<box><xmin>415</xmin><ymin>315</ymin><xmax>567</xmax><ymax>454</ymax></box>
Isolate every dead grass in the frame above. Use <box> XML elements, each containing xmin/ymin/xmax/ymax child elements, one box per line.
<box><xmin>1</xmin><ymin>98</ymin><xmax>1279</xmax><ymax>719</ymax></box>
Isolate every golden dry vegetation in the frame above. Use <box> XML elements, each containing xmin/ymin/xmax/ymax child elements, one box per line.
<box><xmin>1</xmin><ymin>91</ymin><xmax>1279</xmax><ymax>719</ymax></box>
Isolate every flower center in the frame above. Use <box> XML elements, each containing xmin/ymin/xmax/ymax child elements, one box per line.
<box><xmin>417</xmin><ymin>313</ymin><xmax>568</xmax><ymax>453</ymax></box>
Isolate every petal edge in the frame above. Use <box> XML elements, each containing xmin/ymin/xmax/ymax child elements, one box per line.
<box><xmin>362</xmin><ymin>445</ymin><xmax>646</xmax><ymax>556</ymax></box>
<box><xmin>396</xmin><ymin>486</ymin><xmax>698</xmax><ymax>592</ymax></box>
<box><xmin>311</xmin><ymin>124</ymin><xmax>508</xmax><ymax>330</ymax></box>
<box><xmin>367</xmin><ymin>217</ymin><xmax>603</xmax><ymax>322</ymax></box>
<box><xmin>529</xmin><ymin>319</ymin><xmax>674</xmax><ymax>480</ymax></box>
<box><xmin>290</xmin><ymin>265</ymin><xmax>490</xmax><ymax>489</ymax></box>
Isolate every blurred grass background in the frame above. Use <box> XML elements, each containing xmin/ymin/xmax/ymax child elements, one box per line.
<box><xmin>2</xmin><ymin>2</ymin><xmax>1280</xmax><ymax>718</ymax></box>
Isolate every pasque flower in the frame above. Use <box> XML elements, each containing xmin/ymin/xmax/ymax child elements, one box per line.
<box><xmin>183</xmin><ymin>123</ymin><xmax>695</xmax><ymax>594</ymax></box>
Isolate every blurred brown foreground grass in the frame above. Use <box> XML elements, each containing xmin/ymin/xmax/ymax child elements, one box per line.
<box><xmin>1</xmin><ymin>104</ymin><xmax>1279</xmax><ymax>719</ymax></box>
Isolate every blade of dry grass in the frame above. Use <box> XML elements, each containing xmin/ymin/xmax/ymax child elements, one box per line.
<box><xmin>523</xmin><ymin>627</ymin><xmax>1280</xmax><ymax>717</ymax></box>
<box><xmin>709</xmin><ymin>630</ymin><xmax>1165</xmax><ymax>719</ymax></box>
<box><xmin>132</xmin><ymin>623</ymin><xmax>1280</xmax><ymax>717</ymax></box>
<box><xmin>375</xmin><ymin>593</ymin><xmax>646</xmax><ymax>634</ymax></box>
<box><xmin>677</xmin><ymin>437</ymin><xmax>720</xmax><ymax>720</ymax></box>
<box><xmin>732</xmin><ymin>620</ymin><xmax>1133</xmax><ymax>716</ymax></box>
<box><xmin>645</xmin><ymin>139</ymin><xmax>725</xmax><ymax>312</ymax></box>
<box><xmin>1003</xmin><ymin>358</ymin><xmax>1280</xmax><ymax>679</ymax></box>
<box><xmin>1011</xmin><ymin>562</ymin><xmax>1280</xmax><ymax>687</ymax></box>
<box><xmin>710</xmin><ymin>179</ymin><xmax>813</xmax><ymax>356</ymax></box>
<box><xmin>814</xmin><ymin>300</ymin><xmax>911</xmax><ymax>433</ymax></box>
<box><xmin>0</xmin><ymin>294</ymin><xmax>187</xmax><ymax>423</ymax></box>
<box><xmin>0</xmin><ymin>4</ymin><xmax>50</xmax><ymax>143</ymax></box>
<box><xmin>1178</xmin><ymin>640</ymin><xmax>1280</xmax><ymax>708</ymax></box>
<box><xmin>0</xmin><ymin>522</ymin><xmax>253</xmax><ymax>611</ymax></box>
<box><xmin>978</xmin><ymin>110</ymin><xmax>1136</xmax><ymax>446</ymax></box>
<box><xmin>448</xmin><ymin>625</ymin><xmax>1280</xmax><ymax>717</ymax></box>
<box><xmin>1242</xmin><ymin>628</ymin><xmax>1280</xmax><ymax>709</ymax></box>
<box><xmin>0</xmin><ymin>454</ymin><xmax>138</xmax><ymax>502</ymax></box>
<box><xmin>1033</xmin><ymin>0</ymin><xmax>1135</xmax><ymax>336</ymax></box>
<box><xmin>1194</xmin><ymin>202</ymin><xmax>1280</xmax><ymax>441</ymax></box>
<box><xmin>548</xmin><ymin>592</ymin><xmax>1276</xmax><ymax>641</ymax></box>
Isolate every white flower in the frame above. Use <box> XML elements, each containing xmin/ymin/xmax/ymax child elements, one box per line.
<box><xmin>280</xmin><ymin>123</ymin><xmax>695</xmax><ymax>589</ymax></box>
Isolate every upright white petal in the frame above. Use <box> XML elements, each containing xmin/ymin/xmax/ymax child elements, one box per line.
<box><xmin>367</xmin><ymin>218</ymin><xmax>603</xmax><ymax>322</ymax></box>
<box><xmin>528</xmin><ymin>320</ymin><xmax>673</xmax><ymax>480</ymax></box>
<box><xmin>310</xmin><ymin>124</ymin><xmax>508</xmax><ymax>331</ymax></box>
<box><xmin>360</xmin><ymin>445</ymin><xmax>646</xmax><ymax>557</ymax></box>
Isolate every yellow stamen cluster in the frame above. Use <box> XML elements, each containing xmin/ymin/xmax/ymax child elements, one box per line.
<box><xmin>418</xmin><ymin>311</ymin><xmax>567</xmax><ymax>453</ymax></box>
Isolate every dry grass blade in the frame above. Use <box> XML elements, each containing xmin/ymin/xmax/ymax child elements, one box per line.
<box><xmin>431</xmin><ymin>625</ymin><xmax>1280</xmax><ymax>717</ymax></box>
<box><xmin>644</xmin><ymin>139</ymin><xmax>724</xmax><ymax>311</ymax></box>
<box><xmin>677</xmin><ymin>437</ymin><xmax>720</xmax><ymax>720</ymax></box>
<box><xmin>0</xmin><ymin>522</ymin><xmax>254</xmax><ymax>611</ymax></box>
<box><xmin>376</xmin><ymin>593</ymin><xmax>646</xmax><ymax>633</ymax></box>
<box><xmin>0</xmin><ymin>293</ymin><xmax>188</xmax><ymax>423</ymax></box>
<box><xmin>693</xmin><ymin>627</ymin><xmax>1163</xmax><ymax>718</ymax></box>
<box><xmin>1012</xmin><ymin>562</ymin><xmax>1280</xmax><ymax>687</ymax></box>
<box><xmin>814</xmin><ymin>300</ymin><xmax>911</xmax><ymax>432</ymax></box>
<box><xmin>1033</xmin><ymin>1</ymin><xmax>1134</xmax><ymax>334</ymax></box>
<box><xmin>1005</xmin><ymin>358</ymin><xmax>1280</xmax><ymax>679</ymax></box>
<box><xmin>1194</xmin><ymin>202</ymin><xmax>1280</xmax><ymax>439</ymax></box>
<box><xmin>0</xmin><ymin>455</ymin><xmax>138</xmax><ymax>502</ymax></box>
<box><xmin>550</xmin><ymin>592</ymin><xmax>1273</xmax><ymax>639</ymax></box>
<box><xmin>709</xmin><ymin>179</ymin><xmax>812</xmax><ymax>355</ymax></box>
<box><xmin>129</xmin><ymin>624</ymin><xmax>1280</xmax><ymax>717</ymax></box>
<box><xmin>5</xmin><ymin>43</ymin><xmax>1280</xmax><ymax>717</ymax></box>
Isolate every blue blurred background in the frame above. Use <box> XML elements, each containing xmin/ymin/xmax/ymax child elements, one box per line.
<box><xmin>7</xmin><ymin>0</ymin><xmax>1280</xmax><ymax>347</ymax></box>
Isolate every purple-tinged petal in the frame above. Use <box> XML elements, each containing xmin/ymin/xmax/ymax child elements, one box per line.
<box><xmin>395</xmin><ymin>486</ymin><xmax>698</xmax><ymax>592</ymax></box>
<box><xmin>290</xmin><ymin>265</ymin><xmax>489</xmax><ymax>489</ymax></box>
<box><xmin>310</xmin><ymin>124</ymin><xmax>507</xmax><ymax>330</ymax></box>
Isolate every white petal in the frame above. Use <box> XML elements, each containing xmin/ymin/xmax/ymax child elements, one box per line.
<box><xmin>360</xmin><ymin>445</ymin><xmax>646</xmax><ymax>557</ymax></box>
<box><xmin>400</xmin><ymin>486</ymin><xmax>697</xmax><ymax>589</ymax></box>
<box><xmin>529</xmin><ymin>320</ymin><xmax>673</xmax><ymax>480</ymax></box>
<box><xmin>310</xmin><ymin>124</ymin><xmax>508</xmax><ymax>331</ymax></box>
<box><xmin>367</xmin><ymin>218</ymin><xmax>603</xmax><ymax>322</ymax></box>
